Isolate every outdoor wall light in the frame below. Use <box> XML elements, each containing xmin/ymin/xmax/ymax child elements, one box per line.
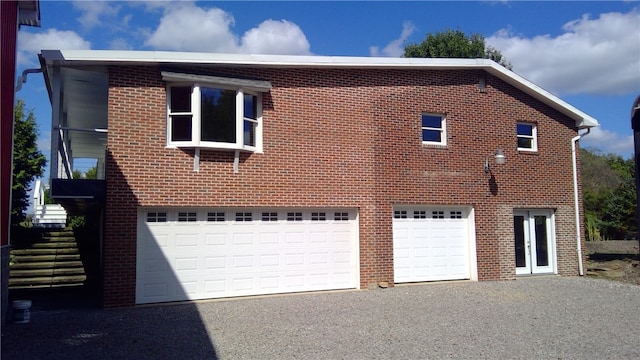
<box><xmin>484</xmin><ymin>148</ymin><xmax>505</xmax><ymax>173</ymax></box>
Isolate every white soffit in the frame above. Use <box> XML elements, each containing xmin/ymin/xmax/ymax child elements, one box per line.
<box><xmin>161</xmin><ymin>71</ymin><xmax>272</xmax><ymax>92</ymax></box>
<box><xmin>39</xmin><ymin>50</ymin><xmax>599</xmax><ymax>129</ymax></box>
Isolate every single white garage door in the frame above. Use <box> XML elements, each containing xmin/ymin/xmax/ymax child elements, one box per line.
<box><xmin>393</xmin><ymin>206</ymin><xmax>474</xmax><ymax>283</ymax></box>
<box><xmin>137</xmin><ymin>208</ymin><xmax>359</xmax><ymax>304</ymax></box>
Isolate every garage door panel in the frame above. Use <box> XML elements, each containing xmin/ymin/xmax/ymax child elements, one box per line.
<box><xmin>394</xmin><ymin>207</ymin><xmax>472</xmax><ymax>283</ymax></box>
<box><xmin>137</xmin><ymin>208</ymin><xmax>358</xmax><ymax>304</ymax></box>
<box><xmin>205</xmin><ymin>233</ymin><xmax>226</xmax><ymax>246</ymax></box>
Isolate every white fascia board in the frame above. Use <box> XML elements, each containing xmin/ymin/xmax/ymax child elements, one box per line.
<box><xmin>39</xmin><ymin>50</ymin><xmax>599</xmax><ymax>128</ymax></box>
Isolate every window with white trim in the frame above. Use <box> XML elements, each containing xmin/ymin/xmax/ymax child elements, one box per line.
<box><xmin>422</xmin><ymin>114</ymin><xmax>446</xmax><ymax>145</ymax></box>
<box><xmin>164</xmin><ymin>72</ymin><xmax>271</xmax><ymax>152</ymax></box>
<box><xmin>517</xmin><ymin>123</ymin><xmax>537</xmax><ymax>151</ymax></box>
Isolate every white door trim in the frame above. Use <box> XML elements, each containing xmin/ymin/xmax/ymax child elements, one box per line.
<box><xmin>514</xmin><ymin>209</ymin><xmax>557</xmax><ymax>276</ymax></box>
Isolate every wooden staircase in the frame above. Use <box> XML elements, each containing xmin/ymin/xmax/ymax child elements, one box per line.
<box><xmin>9</xmin><ymin>228</ymin><xmax>87</xmax><ymax>289</ymax></box>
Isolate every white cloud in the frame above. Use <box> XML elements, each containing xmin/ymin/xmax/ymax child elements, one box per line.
<box><xmin>241</xmin><ymin>20</ymin><xmax>311</xmax><ymax>55</ymax></box>
<box><xmin>487</xmin><ymin>10</ymin><xmax>640</xmax><ymax>96</ymax></box>
<box><xmin>109</xmin><ymin>38</ymin><xmax>134</xmax><ymax>50</ymax></box>
<box><xmin>72</xmin><ymin>1</ymin><xmax>121</xmax><ymax>29</ymax></box>
<box><xmin>581</xmin><ymin>126</ymin><xmax>634</xmax><ymax>156</ymax></box>
<box><xmin>144</xmin><ymin>4</ymin><xmax>239</xmax><ymax>52</ymax></box>
<box><xmin>17</xmin><ymin>29</ymin><xmax>91</xmax><ymax>66</ymax></box>
<box><xmin>144</xmin><ymin>3</ymin><xmax>311</xmax><ymax>55</ymax></box>
<box><xmin>370</xmin><ymin>21</ymin><xmax>415</xmax><ymax>57</ymax></box>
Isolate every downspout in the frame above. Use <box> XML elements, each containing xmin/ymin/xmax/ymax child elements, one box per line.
<box><xmin>572</xmin><ymin>128</ymin><xmax>590</xmax><ymax>276</ymax></box>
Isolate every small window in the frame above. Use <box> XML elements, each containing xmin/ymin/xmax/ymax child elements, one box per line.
<box><xmin>178</xmin><ymin>212</ymin><xmax>197</xmax><ymax>222</ymax></box>
<box><xmin>517</xmin><ymin>123</ymin><xmax>537</xmax><ymax>151</ymax></box>
<box><xmin>413</xmin><ymin>210</ymin><xmax>427</xmax><ymax>219</ymax></box>
<box><xmin>262</xmin><ymin>212</ymin><xmax>278</xmax><ymax>221</ymax></box>
<box><xmin>394</xmin><ymin>210</ymin><xmax>407</xmax><ymax>219</ymax></box>
<box><xmin>422</xmin><ymin>114</ymin><xmax>446</xmax><ymax>145</ymax></box>
<box><xmin>207</xmin><ymin>212</ymin><xmax>225</xmax><ymax>222</ymax></box>
<box><xmin>450</xmin><ymin>211</ymin><xmax>462</xmax><ymax>219</ymax></box>
<box><xmin>235</xmin><ymin>212</ymin><xmax>252</xmax><ymax>222</ymax></box>
<box><xmin>287</xmin><ymin>212</ymin><xmax>302</xmax><ymax>221</ymax></box>
<box><xmin>147</xmin><ymin>212</ymin><xmax>167</xmax><ymax>223</ymax></box>
<box><xmin>311</xmin><ymin>212</ymin><xmax>326</xmax><ymax>221</ymax></box>
<box><xmin>334</xmin><ymin>212</ymin><xmax>349</xmax><ymax>221</ymax></box>
<box><xmin>432</xmin><ymin>211</ymin><xmax>445</xmax><ymax>219</ymax></box>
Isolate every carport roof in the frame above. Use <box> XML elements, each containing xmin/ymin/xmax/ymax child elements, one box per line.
<box><xmin>39</xmin><ymin>49</ymin><xmax>599</xmax><ymax>129</ymax></box>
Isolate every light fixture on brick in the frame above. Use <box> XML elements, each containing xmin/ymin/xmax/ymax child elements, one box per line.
<box><xmin>484</xmin><ymin>148</ymin><xmax>505</xmax><ymax>173</ymax></box>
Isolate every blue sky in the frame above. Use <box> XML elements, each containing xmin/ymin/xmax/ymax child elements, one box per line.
<box><xmin>15</xmin><ymin>0</ymin><xmax>640</xmax><ymax>177</ymax></box>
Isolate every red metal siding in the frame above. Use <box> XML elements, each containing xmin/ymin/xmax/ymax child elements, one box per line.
<box><xmin>1</xmin><ymin>1</ymin><xmax>19</xmax><ymax>248</ymax></box>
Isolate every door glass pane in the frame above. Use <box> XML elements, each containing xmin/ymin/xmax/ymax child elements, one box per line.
<box><xmin>534</xmin><ymin>216</ymin><xmax>549</xmax><ymax>267</ymax></box>
<box><xmin>200</xmin><ymin>87</ymin><xmax>236</xmax><ymax>143</ymax></box>
<box><xmin>514</xmin><ymin>216</ymin><xmax>526</xmax><ymax>267</ymax></box>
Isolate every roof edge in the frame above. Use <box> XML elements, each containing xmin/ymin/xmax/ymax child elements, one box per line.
<box><xmin>39</xmin><ymin>50</ymin><xmax>599</xmax><ymax>129</ymax></box>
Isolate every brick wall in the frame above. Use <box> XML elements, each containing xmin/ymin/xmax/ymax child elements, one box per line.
<box><xmin>105</xmin><ymin>65</ymin><xmax>582</xmax><ymax>307</ymax></box>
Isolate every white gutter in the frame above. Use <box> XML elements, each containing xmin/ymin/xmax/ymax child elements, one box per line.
<box><xmin>572</xmin><ymin>128</ymin><xmax>591</xmax><ymax>276</ymax></box>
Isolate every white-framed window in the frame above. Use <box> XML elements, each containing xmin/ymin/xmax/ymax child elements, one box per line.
<box><xmin>421</xmin><ymin>113</ymin><xmax>446</xmax><ymax>145</ymax></box>
<box><xmin>164</xmin><ymin>72</ymin><xmax>271</xmax><ymax>152</ymax></box>
<box><xmin>517</xmin><ymin>122</ymin><xmax>537</xmax><ymax>151</ymax></box>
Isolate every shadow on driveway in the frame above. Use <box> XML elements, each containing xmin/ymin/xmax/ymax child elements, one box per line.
<box><xmin>2</xmin><ymin>302</ymin><xmax>218</xmax><ymax>359</ymax></box>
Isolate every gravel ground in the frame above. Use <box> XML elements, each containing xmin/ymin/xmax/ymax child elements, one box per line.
<box><xmin>2</xmin><ymin>277</ymin><xmax>639</xmax><ymax>359</ymax></box>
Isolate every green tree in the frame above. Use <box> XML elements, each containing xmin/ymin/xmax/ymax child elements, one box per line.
<box><xmin>84</xmin><ymin>165</ymin><xmax>98</xmax><ymax>179</ymax></box>
<box><xmin>580</xmin><ymin>147</ymin><xmax>637</xmax><ymax>240</ymax></box>
<box><xmin>404</xmin><ymin>28</ymin><xmax>512</xmax><ymax>70</ymax></box>
<box><xmin>12</xmin><ymin>100</ymin><xmax>47</xmax><ymax>225</ymax></box>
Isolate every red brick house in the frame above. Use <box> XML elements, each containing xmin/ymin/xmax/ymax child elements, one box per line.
<box><xmin>39</xmin><ymin>50</ymin><xmax>598</xmax><ymax>307</ymax></box>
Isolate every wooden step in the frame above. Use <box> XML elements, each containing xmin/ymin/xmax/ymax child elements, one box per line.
<box><xmin>9</xmin><ymin>275</ymin><xmax>86</xmax><ymax>287</ymax></box>
<box><xmin>10</xmin><ymin>260</ymin><xmax>84</xmax><ymax>270</ymax></box>
<box><xmin>40</xmin><ymin>236</ymin><xmax>77</xmax><ymax>242</ymax></box>
<box><xmin>28</xmin><ymin>242</ymin><xmax>79</xmax><ymax>249</ymax></box>
<box><xmin>10</xmin><ymin>267</ymin><xmax>86</xmax><ymax>277</ymax></box>
<box><xmin>10</xmin><ymin>254</ymin><xmax>82</xmax><ymax>263</ymax></box>
<box><xmin>11</xmin><ymin>248</ymin><xmax>79</xmax><ymax>256</ymax></box>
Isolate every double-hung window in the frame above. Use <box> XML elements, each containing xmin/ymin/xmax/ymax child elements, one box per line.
<box><xmin>421</xmin><ymin>113</ymin><xmax>446</xmax><ymax>146</ymax></box>
<box><xmin>517</xmin><ymin>122</ymin><xmax>537</xmax><ymax>151</ymax></box>
<box><xmin>164</xmin><ymin>71</ymin><xmax>271</xmax><ymax>152</ymax></box>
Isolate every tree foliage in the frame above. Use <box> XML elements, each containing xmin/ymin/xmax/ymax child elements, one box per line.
<box><xmin>581</xmin><ymin>147</ymin><xmax>637</xmax><ymax>240</ymax></box>
<box><xmin>12</xmin><ymin>100</ymin><xmax>47</xmax><ymax>225</ymax></box>
<box><xmin>72</xmin><ymin>165</ymin><xmax>97</xmax><ymax>179</ymax></box>
<box><xmin>404</xmin><ymin>28</ymin><xmax>512</xmax><ymax>70</ymax></box>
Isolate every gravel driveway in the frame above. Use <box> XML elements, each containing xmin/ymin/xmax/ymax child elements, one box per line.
<box><xmin>2</xmin><ymin>277</ymin><xmax>639</xmax><ymax>359</ymax></box>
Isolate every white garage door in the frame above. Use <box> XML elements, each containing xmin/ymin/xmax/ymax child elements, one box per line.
<box><xmin>393</xmin><ymin>206</ymin><xmax>474</xmax><ymax>283</ymax></box>
<box><xmin>137</xmin><ymin>208</ymin><xmax>359</xmax><ymax>304</ymax></box>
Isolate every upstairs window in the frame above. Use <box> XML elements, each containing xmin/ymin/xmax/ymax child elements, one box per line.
<box><xmin>422</xmin><ymin>114</ymin><xmax>446</xmax><ymax>146</ymax></box>
<box><xmin>164</xmin><ymin>72</ymin><xmax>271</xmax><ymax>152</ymax></box>
<box><xmin>517</xmin><ymin>123</ymin><xmax>537</xmax><ymax>151</ymax></box>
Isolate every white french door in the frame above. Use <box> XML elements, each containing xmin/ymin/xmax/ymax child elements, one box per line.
<box><xmin>514</xmin><ymin>210</ymin><xmax>556</xmax><ymax>275</ymax></box>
